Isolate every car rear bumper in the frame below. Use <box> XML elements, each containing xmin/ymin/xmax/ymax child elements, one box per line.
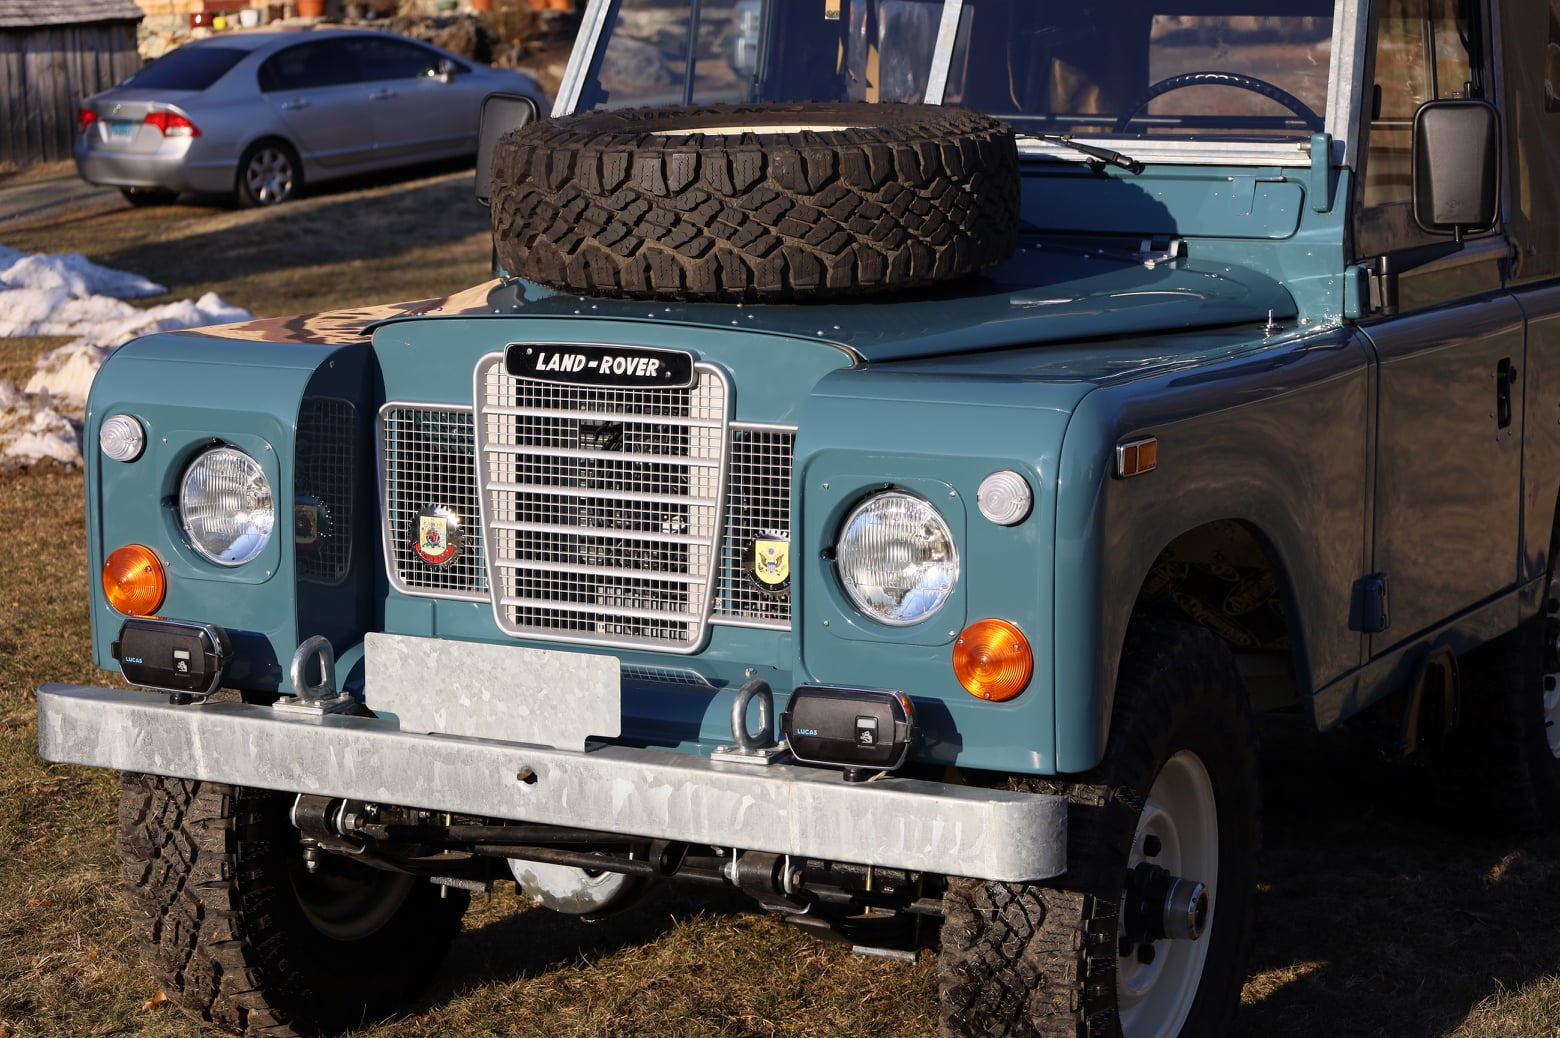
<box><xmin>37</xmin><ymin>683</ymin><xmax>1067</xmax><ymax>882</ymax></box>
<box><xmin>74</xmin><ymin>146</ymin><xmax>233</xmax><ymax>195</ymax></box>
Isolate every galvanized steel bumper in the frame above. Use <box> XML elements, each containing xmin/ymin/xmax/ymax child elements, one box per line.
<box><xmin>38</xmin><ymin>684</ymin><xmax>1066</xmax><ymax>882</ymax></box>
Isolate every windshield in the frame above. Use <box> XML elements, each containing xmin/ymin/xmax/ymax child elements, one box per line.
<box><xmin>579</xmin><ymin>0</ymin><xmax>1333</xmax><ymax>142</ymax></box>
<box><xmin>120</xmin><ymin>45</ymin><xmax>247</xmax><ymax>91</ymax></box>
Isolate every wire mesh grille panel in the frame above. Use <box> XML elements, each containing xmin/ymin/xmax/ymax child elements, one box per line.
<box><xmin>475</xmin><ymin>354</ymin><xmax>730</xmax><ymax>651</ymax></box>
<box><xmin>381</xmin><ymin>406</ymin><xmax>487</xmax><ymax>599</ymax></box>
<box><xmin>294</xmin><ymin>397</ymin><xmax>355</xmax><ymax>585</ymax></box>
<box><xmin>717</xmin><ymin>427</ymin><xmax>795</xmax><ymax>626</ymax></box>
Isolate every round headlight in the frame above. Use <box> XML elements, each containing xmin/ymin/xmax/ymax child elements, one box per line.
<box><xmin>836</xmin><ymin>490</ymin><xmax>959</xmax><ymax>626</ymax></box>
<box><xmin>179</xmin><ymin>446</ymin><xmax>274</xmax><ymax>566</ymax></box>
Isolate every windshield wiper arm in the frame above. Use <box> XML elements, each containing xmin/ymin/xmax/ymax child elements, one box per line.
<box><xmin>1030</xmin><ymin>134</ymin><xmax>1145</xmax><ymax>175</ymax></box>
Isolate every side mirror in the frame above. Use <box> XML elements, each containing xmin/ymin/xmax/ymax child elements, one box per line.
<box><xmin>436</xmin><ymin>57</ymin><xmax>457</xmax><ymax>85</ymax></box>
<box><xmin>1412</xmin><ymin>99</ymin><xmax>1499</xmax><ymax>237</ymax></box>
<box><xmin>475</xmin><ymin>92</ymin><xmax>539</xmax><ymax>207</ymax></box>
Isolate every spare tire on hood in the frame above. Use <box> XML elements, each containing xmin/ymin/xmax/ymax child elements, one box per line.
<box><xmin>489</xmin><ymin>102</ymin><xmax>1020</xmax><ymax>302</ymax></box>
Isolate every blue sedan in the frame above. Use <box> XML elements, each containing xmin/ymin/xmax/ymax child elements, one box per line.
<box><xmin>75</xmin><ymin>27</ymin><xmax>550</xmax><ymax>207</ymax></box>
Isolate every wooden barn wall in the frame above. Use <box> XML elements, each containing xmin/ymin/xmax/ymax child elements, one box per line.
<box><xmin>0</xmin><ymin>24</ymin><xmax>142</xmax><ymax>167</ymax></box>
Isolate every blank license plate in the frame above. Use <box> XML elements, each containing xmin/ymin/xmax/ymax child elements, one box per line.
<box><xmin>106</xmin><ymin>120</ymin><xmax>135</xmax><ymax>141</ymax></box>
<box><xmin>363</xmin><ymin>632</ymin><xmax>622</xmax><ymax>751</ymax></box>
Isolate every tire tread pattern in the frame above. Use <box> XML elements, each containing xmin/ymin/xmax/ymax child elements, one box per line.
<box><xmin>119</xmin><ymin>774</ymin><xmax>467</xmax><ymax>1037</ymax></box>
<box><xmin>490</xmin><ymin>103</ymin><xmax>1019</xmax><ymax>301</ymax></box>
<box><xmin>939</xmin><ymin>619</ymin><xmax>1260</xmax><ymax>1038</ymax></box>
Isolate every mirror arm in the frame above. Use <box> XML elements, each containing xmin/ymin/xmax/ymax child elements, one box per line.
<box><xmin>1366</xmin><ymin>237</ymin><xmax>1465</xmax><ymax>317</ymax></box>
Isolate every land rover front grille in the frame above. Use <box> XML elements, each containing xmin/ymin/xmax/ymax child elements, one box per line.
<box><xmin>382</xmin><ymin>391</ymin><xmax>794</xmax><ymax>641</ymax></box>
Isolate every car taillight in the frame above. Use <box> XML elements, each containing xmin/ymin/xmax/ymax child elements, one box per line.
<box><xmin>145</xmin><ymin>111</ymin><xmax>201</xmax><ymax>137</ymax></box>
<box><xmin>78</xmin><ymin>109</ymin><xmax>98</xmax><ymax>133</ymax></box>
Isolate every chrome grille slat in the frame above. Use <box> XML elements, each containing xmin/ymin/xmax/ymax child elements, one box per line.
<box><xmin>484</xmin><ymin>443</ymin><xmax>722</xmax><ymax>467</ymax></box>
<box><xmin>484</xmin><ymin>482</ymin><xmax>720</xmax><ymax>508</ymax></box>
<box><xmin>481</xmin><ymin>403</ymin><xmax>725</xmax><ymax>428</ymax></box>
<box><xmin>488</xmin><ymin>520</ymin><xmax>712</xmax><ymax>546</ymax></box>
<box><xmin>495</xmin><ymin>596</ymin><xmax>704</xmax><ymax>623</ymax></box>
<box><xmin>493</xmin><ymin>558</ymin><xmax>710</xmax><ymax>585</ymax></box>
<box><xmin>474</xmin><ymin>353</ymin><xmax>731</xmax><ymax>652</ymax></box>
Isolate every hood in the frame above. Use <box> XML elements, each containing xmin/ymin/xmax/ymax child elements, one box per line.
<box><xmin>373</xmin><ymin>243</ymin><xmax>1296</xmax><ymax>365</ymax></box>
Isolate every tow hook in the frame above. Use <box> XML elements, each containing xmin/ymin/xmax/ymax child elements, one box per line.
<box><xmin>1121</xmin><ymin>861</ymin><xmax>1209</xmax><ymax>944</ymax></box>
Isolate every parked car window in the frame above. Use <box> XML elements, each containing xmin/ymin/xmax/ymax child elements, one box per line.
<box><xmin>120</xmin><ymin>46</ymin><xmax>247</xmax><ymax>90</ymax></box>
<box><xmin>345</xmin><ymin>37</ymin><xmax>466</xmax><ymax>82</ymax></box>
<box><xmin>258</xmin><ymin>40</ymin><xmax>360</xmax><ymax>92</ymax></box>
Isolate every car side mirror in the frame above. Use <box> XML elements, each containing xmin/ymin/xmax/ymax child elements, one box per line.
<box><xmin>475</xmin><ymin>92</ymin><xmax>539</xmax><ymax>207</ymax></box>
<box><xmin>1412</xmin><ymin>98</ymin><xmax>1500</xmax><ymax>238</ymax></box>
<box><xmin>435</xmin><ymin>57</ymin><xmax>457</xmax><ymax>84</ymax></box>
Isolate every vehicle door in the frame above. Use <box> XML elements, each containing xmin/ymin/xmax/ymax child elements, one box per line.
<box><xmin>342</xmin><ymin>36</ymin><xmax>477</xmax><ymax>163</ymax></box>
<box><xmin>257</xmin><ymin>38</ymin><xmax>374</xmax><ymax>170</ymax></box>
<box><xmin>1355</xmin><ymin>0</ymin><xmax>1523</xmax><ymax>649</ymax></box>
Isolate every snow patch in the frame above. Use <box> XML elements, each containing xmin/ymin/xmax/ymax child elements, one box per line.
<box><xmin>1</xmin><ymin>248</ymin><xmax>253</xmax><ymax>469</ymax></box>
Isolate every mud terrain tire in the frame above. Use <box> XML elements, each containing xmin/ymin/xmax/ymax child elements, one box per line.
<box><xmin>120</xmin><ymin>774</ymin><xmax>468</xmax><ymax>1036</ymax></box>
<box><xmin>489</xmin><ymin>103</ymin><xmax>1020</xmax><ymax>302</ymax></box>
<box><xmin>939</xmin><ymin>620</ymin><xmax>1260</xmax><ymax>1037</ymax></box>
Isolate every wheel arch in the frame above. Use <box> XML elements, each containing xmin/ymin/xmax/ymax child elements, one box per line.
<box><xmin>1061</xmin><ymin>515</ymin><xmax>1311</xmax><ymax>775</ymax></box>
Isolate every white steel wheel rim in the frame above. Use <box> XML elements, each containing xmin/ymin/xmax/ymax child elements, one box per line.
<box><xmin>1118</xmin><ymin>749</ymin><xmax>1218</xmax><ymax>1038</ymax></box>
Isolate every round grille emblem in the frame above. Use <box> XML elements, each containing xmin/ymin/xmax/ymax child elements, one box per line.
<box><xmin>414</xmin><ymin>505</ymin><xmax>464</xmax><ymax>566</ymax></box>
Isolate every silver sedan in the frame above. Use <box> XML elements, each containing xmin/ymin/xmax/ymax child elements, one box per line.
<box><xmin>75</xmin><ymin>27</ymin><xmax>550</xmax><ymax>207</ymax></box>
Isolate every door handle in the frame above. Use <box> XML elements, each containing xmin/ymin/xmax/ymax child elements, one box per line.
<box><xmin>1496</xmin><ymin>356</ymin><xmax>1515</xmax><ymax>429</ymax></box>
<box><xmin>370</xmin><ymin>89</ymin><xmax>396</xmax><ymax>101</ymax></box>
<box><xmin>281</xmin><ymin>99</ymin><xmax>310</xmax><ymax>110</ymax></box>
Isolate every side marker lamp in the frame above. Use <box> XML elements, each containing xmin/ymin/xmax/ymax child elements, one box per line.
<box><xmin>103</xmin><ymin>544</ymin><xmax>167</xmax><ymax>616</ymax></box>
<box><xmin>99</xmin><ymin>414</ymin><xmax>146</xmax><ymax>462</ymax></box>
<box><xmin>954</xmin><ymin>618</ymin><xmax>1034</xmax><ymax>701</ymax></box>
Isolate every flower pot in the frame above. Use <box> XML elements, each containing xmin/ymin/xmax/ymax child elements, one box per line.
<box><xmin>296</xmin><ymin>0</ymin><xmax>325</xmax><ymax>17</ymax></box>
<box><xmin>470</xmin><ymin>0</ymin><xmax>492</xmax><ymax>10</ymax></box>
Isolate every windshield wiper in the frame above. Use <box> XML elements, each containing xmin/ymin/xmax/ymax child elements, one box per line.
<box><xmin>1027</xmin><ymin>134</ymin><xmax>1145</xmax><ymax>175</ymax></box>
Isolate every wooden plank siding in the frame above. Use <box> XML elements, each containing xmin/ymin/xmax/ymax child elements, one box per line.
<box><xmin>0</xmin><ymin>22</ymin><xmax>142</xmax><ymax>166</ymax></box>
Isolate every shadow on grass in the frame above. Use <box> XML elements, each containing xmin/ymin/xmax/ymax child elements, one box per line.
<box><xmin>1238</xmin><ymin>716</ymin><xmax>1560</xmax><ymax>1037</ymax></box>
<box><xmin>96</xmin><ymin>158</ymin><xmax>490</xmax><ymax>298</ymax></box>
<box><xmin>423</xmin><ymin>885</ymin><xmax>757</xmax><ymax>1002</ymax></box>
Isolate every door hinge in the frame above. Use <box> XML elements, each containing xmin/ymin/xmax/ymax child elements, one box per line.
<box><xmin>1349</xmin><ymin>573</ymin><xmax>1390</xmax><ymax>633</ymax></box>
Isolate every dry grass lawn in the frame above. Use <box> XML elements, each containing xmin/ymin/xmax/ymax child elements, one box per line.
<box><xmin>2</xmin><ymin>163</ymin><xmax>1560</xmax><ymax>1038</ymax></box>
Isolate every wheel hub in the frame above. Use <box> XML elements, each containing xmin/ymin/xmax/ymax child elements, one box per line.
<box><xmin>1117</xmin><ymin>750</ymin><xmax>1219</xmax><ymax>1038</ymax></box>
<box><xmin>1121</xmin><ymin>861</ymin><xmax>1209</xmax><ymax>944</ymax></box>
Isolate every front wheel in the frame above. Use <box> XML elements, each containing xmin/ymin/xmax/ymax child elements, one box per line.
<box><xmin>236</xmin><ymin>141</ymin><xmax>300</xmax><ymax>207</ymax></box>
<box><xmin>119</xmin><ymin>774</ymin><xmax>468</xmax><ymax>1036</ymax></box>
<box><xmin>940</xmin><ymin>619</ymin><xmax>1260</xmax><ymax>1037</ymax></box>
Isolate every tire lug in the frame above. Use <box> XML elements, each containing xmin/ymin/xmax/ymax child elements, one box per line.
<box><xmin>1142</xmin><ymin>834</ymin><xmax>1162</xmax><ymax>858</ymax></box>
<box><xmin>1136</xmin><ymin>943</ymin><xmax>1156</xmax><ymax>964</ymax></box>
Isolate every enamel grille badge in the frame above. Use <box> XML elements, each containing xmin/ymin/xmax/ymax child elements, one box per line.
<box><xmin>747</xmin><ymin>532</ymin><xmax>791</xmax><ymax>594</ymax></box>
<box><xmin>414</xmin><ymin>505</ymin><xmax>464</xmax><ymax>566</ymax></box>
<box><xmin>293</xmin><ymin>494</ymin><xmax>332</xmax><ymax>554</ymax></box>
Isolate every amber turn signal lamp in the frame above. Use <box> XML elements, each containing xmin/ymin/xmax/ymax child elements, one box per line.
<box><xmin>103</xmin><ymin>544</ymin><xmax>166</xmax><ymax>616</ymax></box>
<box><xmin>954</xmin><ymin>618</ymin><xmax>1033</xmax><ymax>701</ymax></box>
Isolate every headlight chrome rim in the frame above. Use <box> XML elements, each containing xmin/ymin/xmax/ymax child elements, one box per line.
<box><xmin>836</xmin><ymin>490</ymin><xmax>959</xmax><ymax>627</ymax></box>
<box><xmin>179</xmin><ymin>446</ymin><xmax>275</xmax><ymax>567</ymax></box>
